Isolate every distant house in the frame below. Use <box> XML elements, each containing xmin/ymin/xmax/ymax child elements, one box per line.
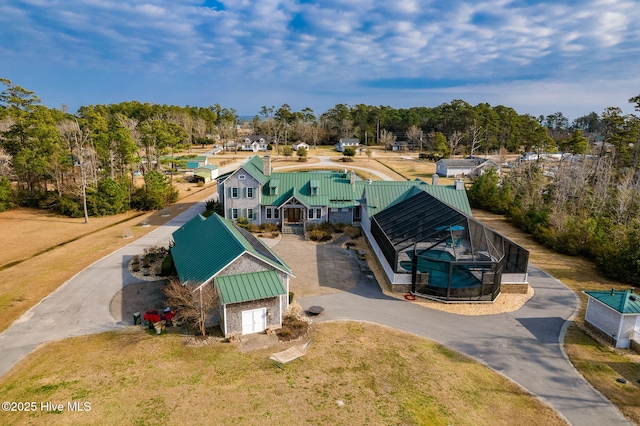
<box><xmin>392</xmin><ymin>140</ymin><xmax>414</xmax><ymax>151</ymax></box>
<box><xmin>240</xmin><ymin>135</ymin><xmax>269</xmax><ymax>152</ymax></box>
<box><xmin>292</xmin><ymin>142</ymin><xmax>309</xmax><ymax>151</ymax></box>
<box><xmin>436</xmin><ymin>158</ymin><xmax>499</xmax><ymax>177</ymax></box>
<box><xmin>521</xmin><ymin>152</ymin><xmax>563</xmax><ymax>162</ymax></box>
<box><xmin>584</xmin><ymin>289</ymin><xmax>640</xmax><ymax>349</ymax></box>
<box><xmin>335</xmin><ymin>138</ymin><xmax>360</xmax><ymax>152</ymax></box>
<box><xmin>171</xmin><ymin>213</ymin><xmax>294</xmax><ymax>337</ymax></box>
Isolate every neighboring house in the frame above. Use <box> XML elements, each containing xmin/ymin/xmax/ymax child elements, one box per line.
<box><xmin>292</xmin><ymin>142</ymin><xmax>310</xmax><ymax>151</ymax></box>
<box><xmin>193</xmin><ymin>164</ymin><xmax>219</xmax><ymax>184</ymax></box>
<box><xmin>170</xmin><ymin>213</ymin><xmax>294</xmax><ymax>337</ymax></box>
<box><xmin>584</xmin><ymin>289</ymin><xmax>640</xmax><ymax>349</ymax></box>
<box><xmin>392</xmin><ymin>140</ymin><xmax>414</xmax><ymax>151</ymax></box>
<box><xmin>335</xmin><ymin>138</ymin><xmax>360</xmax><ymax>152</ymax></box>
<box><xmin>521</xmin><ymin>152</ymin><xmax>563</xmax><ymax>162</ymax></box>
<box><xmin>435</xmin><ymin>158</ymin><xmax>499</xmax><ymax>177</ymax></box>
<box><xmin>240</xmin><ymin>135</ymin><xmax>269</xmax><ymax>152</ymax></box>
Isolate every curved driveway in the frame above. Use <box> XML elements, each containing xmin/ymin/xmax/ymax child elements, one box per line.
<box><xmin>0</xmin><ymin>159</ymin><xmax>631</xmax><ymax>425</ymax></box>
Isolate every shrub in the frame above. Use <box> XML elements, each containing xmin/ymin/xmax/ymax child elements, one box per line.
<box><xmin>309</xmin><ymin>228</ymin><xmax>331</xmax><ymax>241</ymax></box>
<box><xmin>160</xmin><ymin>253</ymin><xmax>176</xmax><ymax>276</ymax></box>
<box><xmin>318</xmin><ymin>221</ymin><xmax>335</xmax><ymax>233</ymax></box>
<box><xmin>260</xmin><ymin>223</ymin><xmax>279</xmax><ymax>232</ymax></box>
<box><xmin>236</xmin><ymin>217</ymin><xmax>249</xmax><ymax>228</ymax></box>
<box><xmin>246</xmin><ymin>224</ymin><xmax>260</xmax><ymax>233</ymax></box>
<box><xmin>333</xmin><ymin>222</ymin><xmax>346</xmax><ymax>233</ymax></box>
<box><xmin>345</xmin><ymin>226</ymin><xmax>361</xmax><ymax>238</ymax></box>
<box><xmin>196</xmin><ymin>181</ymin><xmax>205</xmax><ymax>187</ymax></box>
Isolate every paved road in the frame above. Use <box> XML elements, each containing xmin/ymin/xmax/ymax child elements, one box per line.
<box><xmin>298</xmin><ymin>264</ymin><xmax>630</xmax><ymax>426</ymax></box>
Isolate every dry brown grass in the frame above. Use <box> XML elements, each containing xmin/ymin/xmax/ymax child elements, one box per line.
<box><xmin>0</xmin><ymin>322</ymin><xmax>566</xmax><ymax>426</ymax></box>
<box><xmin>0</xmin><ymin>183</ymin><xmax>218</xmax><ymax>333</ymax></box>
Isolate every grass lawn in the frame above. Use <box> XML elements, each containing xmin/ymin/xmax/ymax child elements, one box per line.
<box><xmin>0</xmin><ymin>322</ymin><xmax>566</xmax><ymax>426</ymax></box>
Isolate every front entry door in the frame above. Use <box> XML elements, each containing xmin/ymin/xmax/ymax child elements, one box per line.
<box><xmin>242</xmin><ymin>308</ymin><xmax>267</xmax><ymax>335</ymax></box>
<box><xmin>287</xmin><ymin>208</ymin><xmax>301</xmax><ymax>223</ymax></box>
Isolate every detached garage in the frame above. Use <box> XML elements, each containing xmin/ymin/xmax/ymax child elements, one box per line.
<box><xmin>216</xmin><ymin>270</ymin><xmax>286</xmax><ymax>335</ymax></box>
<box><xmin>171</xmin><ymin>213</ymin><xmax>294</xmax><ymax>337</ymax></box>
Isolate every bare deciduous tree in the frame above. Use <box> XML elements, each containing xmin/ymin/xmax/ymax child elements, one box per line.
<box><xmin>163</xmin><ymin>279</ymin><xmax>218</xmax><ymax>336</ymax></box>
<box><xmin>446</xmin><ymin>131</ymin><xmax>464</xmax><ymax>158</ymax></box>
<box><xmin>57</xmin><ymin>119</ymin><xmax>95</xmax><ymax>223</ymax></box>
<box><xmin>379</xmin><ymin>129</ymin><xmax>396</xmax><ymax>151</ymax></box>
<box><xmin>406</xmin><ymin>125</ymin><xmax>424</xmax><ymax>152</ymax></box>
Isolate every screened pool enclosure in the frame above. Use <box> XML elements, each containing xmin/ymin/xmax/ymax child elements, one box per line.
<box><xmin>370</xmin><ymin>190</ymin><xmax>529</xmax><ymax>302</ymax></box>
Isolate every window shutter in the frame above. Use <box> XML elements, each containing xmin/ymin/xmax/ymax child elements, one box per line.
<box><xmin>227</xmin><ymin>208</ymin><xmax>232</xmax><ymax>218</ymax></box>
<box><xmin>227</xmin><ymin>187</ymin><xmax>231</xmax><ymax>198</ymax></box>
<box><xmin>243</xmin><ymin>187</ymin><xmax>247</xmax><ymax>198</ymax></box>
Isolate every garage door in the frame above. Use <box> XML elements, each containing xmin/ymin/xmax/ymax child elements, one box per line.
<box><xmin>242</xmin><ymin>308</ymin><xmax>267</xmax><ymax>335</ymax></box>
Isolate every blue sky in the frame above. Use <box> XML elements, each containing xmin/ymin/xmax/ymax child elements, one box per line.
<box><xmin>1</xmin><ymin>0</ymin><xmax>639</xmax><ymax>120</ymax></box>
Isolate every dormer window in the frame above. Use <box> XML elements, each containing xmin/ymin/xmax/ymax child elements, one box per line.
<box><xmin>310</xmin><ymin>179</ymin><xmax>319</xmax><ymax>196</ymax></box>
<box><xmin>269</xmin><ymin>180</ymin><xmax>279</xmax><ymax>195</ymax></box>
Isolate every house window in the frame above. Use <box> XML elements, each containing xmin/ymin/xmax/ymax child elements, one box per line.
<box><xmin>341</xmin><ymin>208</ymin><xmax>349</xmax><ymax>213</ymax></box>
<box><xmin>247</xmin><ymin>187</ymin><xmax>254</xmax><ymax>198</ymax></box>
<box><xmin>274</xmin><ymin>208</ymin><xmax>280</xmax><ymax>219</ymax></box>
<box><xmin>308</xmin><ymin>208</ymin><xmax>321</xmax><ymax>219</ymax></box>
<box><xmin>247</xmin><ymin>208</ymin><xmax>254</xmax><ymax>220</ymax></box>
<box><xmin>308</xmin><ymin>209</ymin><xmax>313</xmax><ymax>219</ymax></box>
<box><xmin>238</xmin><ymin>174</ymin><xmax>246</xmax><ymax>180</ymax></box>
<box><xmin>266</xmin><ymin>207</ymin><xmax>279</xmax><ymax>220</ymax></box>
<box><xmin>232</xmin><ymin>208</ymin><xmax>238</xmax><ymax>219</ymax></box>
<box><xmin>266</xmin><ymin>208</ymin><xmax>272</xmax><ymax>219</ymax></box>
<box><xmin>231</xmin><ymin>187</ymin><xmax>238</xmax><ymax>198</ymax></box>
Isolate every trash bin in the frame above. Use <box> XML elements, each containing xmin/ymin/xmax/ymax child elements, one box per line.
<box><xmin>133</xmin><ymin>312</ymin><xmax>141</xmax><ymax>325</ymax></box>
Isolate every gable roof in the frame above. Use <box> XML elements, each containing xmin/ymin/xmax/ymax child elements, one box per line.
<box><xmin>359</xmin><ymin>180</ymin><xmax>472</xmax><ymax>217</ymax></box>
<box><xmin>216</xmin><ymin>270</ymin><xmax>286</xmax><ymax>304</ymax></box>
<box><xmin>585</xmin><ymin>290</ymin><xmax>640</xmax><ymax>314</ymax></box>
<box><xmin>171</xmin><ymin>213</ymin><xmax>292</xmax><ymax>284</ymax></box>
<box><xmin>438</xmin><ymin>158</ymin><xmax>486</xmax><ymax>168</ymax></box>
<box><xmin>237</xmin><ymin>156</ymin><xmax>270</xmax><ymax>185</ymax></box>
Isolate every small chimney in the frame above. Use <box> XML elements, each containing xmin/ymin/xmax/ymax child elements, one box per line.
<box><xmin>431</xmin><ymin>174</ymin><xmax>439</xmax><ymax>185</ymax></box>
<box><xmin>263</xmin><ymin>155</ymin><xmax>271</xmax><ymax>176</ymax></box>
<box><xmin>350</xmin><ymin>171</ymin><xmax>356</xmax><ymax>185</ymax></box>
<box><xmin>455</xmin><ymin>179</ymin><xmax>465</xmax><ymax>191</ymax></box>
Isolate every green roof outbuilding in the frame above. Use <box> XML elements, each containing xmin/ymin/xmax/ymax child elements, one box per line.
<box><xmin>585</xmin><ymin>290</ymin><xmax>640</xmax><ymax>314</ymax></box>
<box><xmin>216</xmin><ymin>270</ymin><xmax>286</xmax><ymax>304</ymax></box>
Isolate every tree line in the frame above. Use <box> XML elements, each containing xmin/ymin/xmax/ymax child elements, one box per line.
<box><xmin>467</xmin><ymin>94</ymin><xmax>640</xmax><ymax>285</ymax></box>
<box><xmin>2</xmin><ymin>77</ymin><xmax>639</xmax><ymax>221</ymax></box>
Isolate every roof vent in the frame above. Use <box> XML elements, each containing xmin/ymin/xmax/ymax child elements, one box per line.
<box><xmin>366</xmin><ymin>178</ymin><xmax>372</xmax><ymax>185</ymax></box>
<box><xmin>611</xmin><ymin>288</ymin><xmax>615</xmax><ymax>295</ymax></box>
<box><xmin>630</xmin><ymin>295</ymin><xmax>637</xmax><ymax>301</ymax></box>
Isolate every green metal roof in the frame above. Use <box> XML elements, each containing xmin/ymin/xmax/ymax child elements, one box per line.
<box><xmin>171</xmin><ymin>213</ymin><xmax>292</xmax><ymax>284</ymax></box>
<box><xmin>585</xmin><ymin>290</ymin><xmax>640</xmax><ymax>314</ymax></box>
<box><xmin>262</xmin><ymin>171</ymin><xmax>358</xmax><ymax>208</ymax></box>
<box><xmin>240</xmin><ymin>156</ymin><xmax>270</xmax><ymax>185</ymax></box>
<box><xmin>194</xmin><ymin>171</ymin><xmax>211</xmax><ymax>179</ymax></box>
<box><xmin>197</xmin><ymin>164</ymin><xmax>218</xmax><ymax>171</ymax></box>
<box><xmin>358</xmin><ymin>181</ymin><xmax>472</xmax><ymax>217</ymax></box>
<box><xmin>216</xmin><ymin>270</ymin><xmax>286</xmax><ymax>304</ymax></box>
